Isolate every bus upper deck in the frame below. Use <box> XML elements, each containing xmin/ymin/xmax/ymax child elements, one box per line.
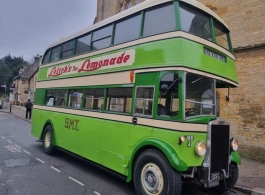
<box><xmin>38</xmin><ymin>0</ymin><xmax>237</xmax><ymax>87</ymax></box>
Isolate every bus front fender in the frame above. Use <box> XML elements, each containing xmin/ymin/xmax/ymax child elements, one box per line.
<box><xmin>230</xmin><ymin>151</ymin><xmax>241</xmax><ymax>165</ymax></box>
<box><xmin>127</xmin><ymin>139</ymin><xmax>188</xmax><ymax>182</ymax></box>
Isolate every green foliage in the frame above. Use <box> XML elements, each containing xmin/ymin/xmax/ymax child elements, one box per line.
<box><xmin>0</xmin><ymin>54</ymin><xmax>29</xmax><ymax>94</ymax></box>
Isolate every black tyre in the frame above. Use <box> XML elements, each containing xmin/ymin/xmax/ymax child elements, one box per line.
<box><xmin>212</xmin><ymin>163</ymin><xmax>239</xmax><ymax>193</ymax></box>
<box><xmin>133</xmin><ymin>149</ymin><xmax>182</xmax><ymax>195</ymax></box>
<box><xmin>42</xmin><ymin>125</ymin><xmax>56</xmax><ymax>155</ymax></box>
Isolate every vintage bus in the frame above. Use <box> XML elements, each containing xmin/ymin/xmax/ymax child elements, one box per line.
<box><xmin>32</xmin><ymin>0</ymin><xmax>241</xmax><ymax>194</ymax></box>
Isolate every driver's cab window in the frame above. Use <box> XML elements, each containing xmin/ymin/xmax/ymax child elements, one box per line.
<box><xmin>157</xmin><ymin>73</ymin><xmax>180</xmax><ymax>117</ymax></box>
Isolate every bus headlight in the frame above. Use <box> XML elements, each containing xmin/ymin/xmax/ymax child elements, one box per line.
<box><xmin>195</xmin><ymin>141</ymin><xmax>206</xmax><ymax>157</ymax></box>
<box><xmin>231</xmin><ymin>138</ymin><xmax>238</xmax><ymax>151</ymax></box>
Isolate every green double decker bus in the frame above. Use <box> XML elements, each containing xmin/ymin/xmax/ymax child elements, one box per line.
<box><xmin>32</xmin><ymin>0</ymin><xmax>241</xmax><ymax>194</ymax></box>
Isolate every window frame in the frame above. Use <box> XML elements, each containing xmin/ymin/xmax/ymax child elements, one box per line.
<box><xmin>54</xmin><ymin>89</ymin><xmax>68</xmax><ymax>107</ymax></box>
<box><xmin>114</xmin><ymin>12</ymin><xmax>142</xmax><ymax>45</ymax></box>
<box><xmin>106</xmin><ymin>87</ymin><xmax>133</xmax><ymax>114</ymax></box>
<box><xmin>91</xmin><ymin>24</ymin><xmax>113</xmax><ymax>51</ymax></box>
<box><xmin>83</xmin><ymin>88</ymin><xmax>105</xmax><ymax>111</ymax></box>
<box><xmin>75</xmin><ymin>33</ymin><xmax>92</xmax><ymax>55</ymax></box>
<box><xmin>67</xmin><ymin>89</ymin><xmax>84</xmax><ymax>109</ymax></box>
<box><xmin>134</xmin><ymin>86</ymin><xmax>155</xmax><ymax>117</ymax></box>
<box><xmin>61</xmin><ymin>39</ymin><xmax>75</xmax><ymax>59</ymax></box>
<box><xmin>142</xmin><ymin>2</ymin><xmax>176</xmax><ymax>38</ymax></box>
<box><xmin>45</xmin><ymin>89</ymin><xmax>55</xmax><ymax>106</ymax></box>
<box><xmin>183</xmin><ymin>72</ymin><xmax>217</xmax><ymax>119</ymax></box>
<box><xmin>179</xmin><ymin>2</ymin><xmax>213</xmax><ymax>42</ymax></box>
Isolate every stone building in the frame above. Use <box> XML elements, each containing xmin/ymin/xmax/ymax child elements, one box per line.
<box><xmin>11</xmin><ymin>56</ymin><xmax>41</xmax><ymax>105</ymax></box>
<box><xmin>95</xmin><ymin>0</ymin><xmax>265</xmax><ymax>160</ymax></box>
<box><xmin>197</xmin><ymin>0</ymin><xmax>265</xmax><ymax>161</ymax></box>
<box><xmin>94</xmin><ymin>0</ymin><xmax>145</xmax><ymax>23</ymax></box>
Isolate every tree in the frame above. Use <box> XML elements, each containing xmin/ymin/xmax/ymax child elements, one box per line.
<box><xmin>0</xmin><ymin>54</ymin><xmax>29</xmax><ymax>95</ymax></box>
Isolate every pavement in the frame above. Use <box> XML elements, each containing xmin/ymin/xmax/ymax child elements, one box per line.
<box><xmin>0</xmin><ymin>102</ymin><xmax>264</xmax><ymax>195</ymax></box>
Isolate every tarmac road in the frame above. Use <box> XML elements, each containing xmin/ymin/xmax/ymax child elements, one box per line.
<box><xmin>0</xmin><ymin>112</ymin><xmax>247</xmax><ymax>195</ymax></box>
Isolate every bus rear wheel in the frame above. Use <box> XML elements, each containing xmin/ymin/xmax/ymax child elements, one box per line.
<box><xmin>133</xmin><ymin>149</ymin><xmax>182</xmax><ymax>195</ymax></box>
<box><xmin>43</xmin><ymin>125</ymin><xmax>56</xmax><ymax>155</ymax></box>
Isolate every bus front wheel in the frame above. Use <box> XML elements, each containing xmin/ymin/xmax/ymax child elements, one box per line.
<box><xmin>133</xmin><ymin>149</ymin><xmax>182</xmax><ymax>195</ymax></box>
<box><xmin>43</xmin><ymin>125</ymin><xmax>56</xmax><ymax>155</ymax></box>
<box><xmin>212</xmin><ymin>163</ymin><xmax>239</xmax><ymax>193</ymax></box>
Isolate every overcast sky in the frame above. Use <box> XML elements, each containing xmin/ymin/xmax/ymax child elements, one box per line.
<box><xmin>0</xmin><ymin>0</ymin><xmax>97</xmax><ymax>62</ymax></box>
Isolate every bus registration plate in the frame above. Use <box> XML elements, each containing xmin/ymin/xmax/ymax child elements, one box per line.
<box><xmin>211</xmin><ymin>172</ymin><xmax>221</xmax><ymax>180</ymax></box>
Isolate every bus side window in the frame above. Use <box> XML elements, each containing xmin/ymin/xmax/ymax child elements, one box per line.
<box><xmin>84</xmin><ymin>88</ymin><xmax>104</xmax><ymax>111</ymax></box>
<box><xmin>157</xmin><ymin>73</ymin><xmax>179</xmax><ymax>117</ymax></box>
<box><xmin>68</xmin><ymin>89</ymin><xmax>83</xmax><ymax>109</ymax></box>
<box><xmin>106</xmin><ymin>88</ymin><xmax>133</xmax><ymax>113</ymax></box>
<box><xmin>54</xmin><ymin>89</ymin><xmax>68</xmax><ymax>107</ymax></box>
<box><xmin>134</xmin><ymin>87</ymin><xmax>154</xmax><ymax>116</ymax></box>
<box><xmin>45</xmin><ymin>90</ymin><xmax>54</xmax><ymax>106</ymax></box>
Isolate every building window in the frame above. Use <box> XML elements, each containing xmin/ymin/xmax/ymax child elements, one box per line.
<box><xmin>107</xmin><ymin>88</ymin><xmax>132</xmax><ymax>113</ymax></box>
<box><xmin>68</xmin><ymin>89</ymin><xmax>83</xmax><ymax>109</ymax></box>
<box><xmin>84</xmin><ymin>88</ymin><xmax>104</xmax><ymax>110</ymax></box>
<box><xmin>134</xmin><ymin>87</ymin><xmax>154</xmax><ymax>116</ymax></box>
<box><xmin>143</xmin><ymin>3</ymin><xmax>175</xmax><ymax>37</ymax></box>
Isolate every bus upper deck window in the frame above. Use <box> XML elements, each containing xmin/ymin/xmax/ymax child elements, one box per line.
<box><xmin>50</xmin><ymin>46</ymin><xmax>61</xmax><ymax>62</ymax></box>
<box><xmin>143</xmin><ymin>2</ymin><xmax>175</xmax><ymax>37</ymax></box>
<box><xmin>213</xmin><ymin>20</ymin><xmax>230</xmax><ymax>50</ymax></box>
<box><xmin>180</xmin><ymin>3</ymin><xmax>212</xmax><ymax>41</ymax></box>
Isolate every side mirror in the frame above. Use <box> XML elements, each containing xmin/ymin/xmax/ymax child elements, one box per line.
<box><xmin>160</xmin><ymin>84</ymin><xmax>169</xmax><ymax>92</ymax></box>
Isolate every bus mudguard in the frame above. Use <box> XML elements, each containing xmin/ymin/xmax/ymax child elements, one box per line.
<box><xmin>230</xmin><ymin>151</ymin><xmax>241</xmax><ymax>165</ymax></box>
<box><xmin>127</xmin><ymin>138</ymin><xmax>188</xmax><ymax>182</ymax></box>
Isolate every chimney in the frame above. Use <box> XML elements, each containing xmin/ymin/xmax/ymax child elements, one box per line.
<box><xmin>34</xmin><ymin>55</ymin><xmax>41</xmax><ymax>66</ymax></box>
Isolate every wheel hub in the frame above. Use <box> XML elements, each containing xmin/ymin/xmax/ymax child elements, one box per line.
<box><xmin>141</xmin><ymin>163</ymin><xmax>163</xmax><ymax>194</ymax></box>
<box><xmin>45</xmin><ymin>131</ymin><xmax>51</xmax><ymax>148</ymax></box>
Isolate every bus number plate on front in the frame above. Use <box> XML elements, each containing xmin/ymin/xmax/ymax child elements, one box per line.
<box><xmin>211</xmin><ymin>172</ymin><xmax>221</xmax><ymax>180</ymax></box>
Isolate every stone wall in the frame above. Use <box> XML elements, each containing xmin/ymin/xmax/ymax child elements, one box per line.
<box><xmin>197</xmin><ymin>0</ymin><xmax>265</xmax><ymax>161</ymax></box>
<box><xmin>197</xmin><ymin>0</ymin><xmax>265</xmax><ymax>48</ymax></box>
<box><xmin>95</xmin><ymin>0</ymin><xmax>145</xmax><ymax>23</ymax></box>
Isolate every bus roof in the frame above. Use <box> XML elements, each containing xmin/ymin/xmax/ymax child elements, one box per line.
<box><xmin>47</xmin><ymin>0</ymin><xmax>229</xmax><ymax>50</ymax></box>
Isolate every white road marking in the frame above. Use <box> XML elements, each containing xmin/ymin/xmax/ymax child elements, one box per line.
<box><xmin>51</xmin><ymin>166</ymin><xmax>61</xmax><ymax>173</ymax></box>
<box><xmin>36</xmin><ymin>158</ymin><xmax>45</xmax><ymax>163</ymax></box>
<box><xmin>4</xmin><ymin>146</ymin><xmax>21</xmax><ymax>152</ymax></box>
<box><xmin>1</xmin><ymin>136</ymin><xmax>5</xmax><ymax>139</ymax></box>
<box><xmin>7</xmin><ymin>140</ymin><xmax>12</xmax><ymax>143</ymax></box>
<box><xmin>15</xmin><ymin>145</ymin><xmax>21</xmax><ymax>149</ymax></box>
<box><xmin>68</xmin><ymin>177</ymin><xmax>84</xmax><ymax>186</ymax></box>
<box><xmin>94</xmin><ymin>191</ymin><xmax>101</xmax><ymax>195</ymax></box>
<box><xmin>23</xmin><ymin>150</ymin><xmax>31</xmax><ymax>155</ymax></box>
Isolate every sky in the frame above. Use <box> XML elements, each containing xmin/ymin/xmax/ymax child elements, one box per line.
<box><xmin>0</xmin><ymin>0</ymin><xmax>97</xmax><ymax>62</ymax></box>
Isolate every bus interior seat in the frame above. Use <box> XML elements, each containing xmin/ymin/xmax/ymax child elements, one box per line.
<box><xmin>157</xmin><ymin>104</ymin><xmax>166</xmax><ymax>116</ymax></box>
